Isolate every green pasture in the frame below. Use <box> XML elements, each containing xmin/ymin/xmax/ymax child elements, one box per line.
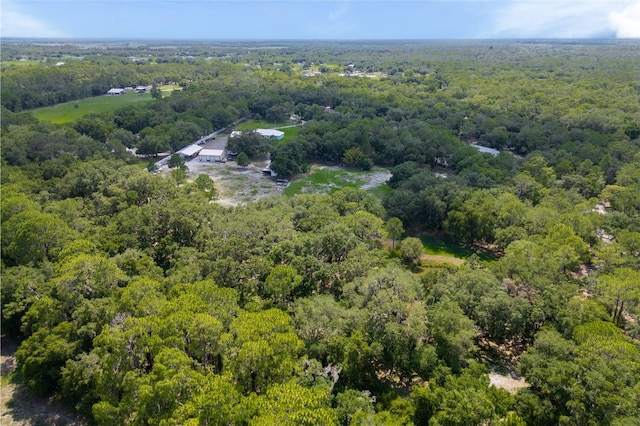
<box><xmin>283</xmin><ymin>166</ymin><xmax>390</xmax><ymax>199</ymax></box>
<box><xmin>32</xmin><ymin>91</ymin><xmax>153</xmax><ymax>124</ymax></box>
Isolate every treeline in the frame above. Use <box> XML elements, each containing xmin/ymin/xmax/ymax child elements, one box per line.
<box><xmin>1</xmin><ymin>59</ymin><xmax>239</xmax><ymax>111</ymax></box>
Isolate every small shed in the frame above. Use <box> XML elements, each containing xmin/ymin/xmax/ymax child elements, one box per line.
<box><xmin>107</xmin><ymin>88</ymin><xmax>125</xmax><ymax>95</ymax></box>
<box><xmin>199</xmin><ymin>149</ymin><xmax>226</xmax><ymax>162</ymax></box>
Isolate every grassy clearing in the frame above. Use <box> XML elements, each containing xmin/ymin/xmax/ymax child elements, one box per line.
<box><xmin>420</xmin><ymin>234</ymin><xmax>475</xmax><ymax>258</ymax></box>
<box><xmin>419</xmin><ymin>234</ymin><xmax>494</xmax><ymax>261</ymax></box>
<box><xmin>283</xmin><ymin>165</ymin><xmax>391</xmax><ymax>199</ymax></box>
<box><xmin>280</xmin><ymin>126</ymin><xmax>299</xmax><ymax>138</ymax></box>
<box><xmin>284</xmin><ymin>168</ymin><xmax>365</xmax><ymax>196</ymax></box>
<box><xmin>32</xmin><ymin>91</ymin><xmax>153</xmax><ymax>124</ymax></box>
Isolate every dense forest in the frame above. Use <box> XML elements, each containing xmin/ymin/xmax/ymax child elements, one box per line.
<box><xmin>2</xmin><ymin>39</ymin><xmax>640</xmax><ymax>425</ymax></box>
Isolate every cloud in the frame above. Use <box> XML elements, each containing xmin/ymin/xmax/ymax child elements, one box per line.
<box><xmin>1</xmin><ymin>1</ymin><xmax>68</xmax><ymax>37</ymax></box>
<box><xmin>609</xmin><ymin>1</ymin><xmax>640</xmax><ymax>37</ymax></box>
<box><xmin>485</xmin><ymin>0</ymin><xmax>639</xmax><ymax>38</ymax></box>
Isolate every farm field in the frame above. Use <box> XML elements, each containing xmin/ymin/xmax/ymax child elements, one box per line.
<box><xmin>32</xmin><ymin>91</ymin><xmax>153</xmax><ymax>123</ymax></box>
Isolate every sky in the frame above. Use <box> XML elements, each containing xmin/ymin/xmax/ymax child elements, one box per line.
<box><xmin>2</xmin><ymin>0</ymin><xmax>640</xmax><ymax>40</ymax></box>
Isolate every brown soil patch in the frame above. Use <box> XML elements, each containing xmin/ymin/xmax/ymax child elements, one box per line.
<box><xmin>489</xmin><ymin>372</ymin><xmax>529</xmax><ymax>394</ymax></box>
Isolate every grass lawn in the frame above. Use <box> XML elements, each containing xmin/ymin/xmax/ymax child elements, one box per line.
<box><xmin>280</xmin><ymin>126</ymin><xmax>299</xmax><ymax>138</ymax></box>
<box><xmin>32</xmin><ymin>91</ymin><xmax>153</xmax><ymax>124</ymax></box>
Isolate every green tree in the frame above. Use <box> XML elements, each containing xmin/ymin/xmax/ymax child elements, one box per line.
<box><xmin>223</xmin><ymin>309</ymin><xmax>304</xmax><ymax>394</ymax></box>
<box><xmin>427</xmin><ymin>300</ymin><xmax>477</xmax><ymax>372</ymax></box>
<box><xmin>342</xmin><ymin>147</ymin><xmax>367</xmax><ymax>168</ymax></box>
<box><xmin>400</xmin><ymin>237</ymin><xmax>423</xmax><ymax>265</ymax></box>
<box><xmin>137</xmin><ymin>134</ymin><xmax>170</xmax><ymax>157</ymax></box>
<box><xmin>167</xmin><ymin>153</ymin><xmax>186</xmax><ymax>169</ymax></box>
<box><xmin>171</xmin><ymin>168</ymin><xmax>187</xmax><ymax>185</ymax></box>
<box><xmin>16</xmin><ymin>321</ymin><xmax>80</xmax><ymax>394</ymax></box>
<box><xmin>385</xmin><ymin>217</ymin><xmax>404</xmax><ymax>250</ymax></box>
<box><xmin>236</xmin><ymin>151</ymin><xmax>250</xmax><ymax>167</ymax></box>
<box><xmin>244</xmin><ymin>381</ymin><xmax>338</xmax><ymax>425</ymax></box>
<box><xmin>412</xmin><ymin>362</ymin><xmax>513</xmax><ymax>426</ymax></box>
<box><xmin>192</xmin><ymin>173</ymin><xmax>218</xmax><ymax>200</ymax></box>
<box><xmin>599</xmin><ymin>268</ymin><xmax>640</xmax><ymax>326</ymax></box>
<box><xmin>150</xmin><ymin>84</ymin><xmax>162</xmax><ymax>100</ymax></box>
<box><xmin>2</xmin><ymin>210</ymin><xmax>75</xmax><ymax>265</ymax></box>
<box><xmin>263</xmin><ymin>264</ymin><xmax>302</xmax><ymax>306</ymax></box>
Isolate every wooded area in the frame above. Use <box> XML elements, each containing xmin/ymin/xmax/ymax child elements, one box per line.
<box><xmin>1</xmin><ymin>39</ymin><xmax>639</xmax><ymax>425</ymax></box>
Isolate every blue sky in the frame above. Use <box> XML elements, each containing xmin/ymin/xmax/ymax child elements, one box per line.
<box><xmin>2</xmin><ymin>0</ymin><xmax>639</xmax><ymax>39</ymax></box>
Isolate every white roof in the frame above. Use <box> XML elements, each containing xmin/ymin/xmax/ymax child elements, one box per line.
<box><xmin>200</xmin><ymin>149</ymin><xmax>225</xmax><ymax>157</ymax></box>
<box><xmin>256</xmin><ymin>129</ymin><xmax>284</xmax><ymax>137</ymax></box>
<box><xmin>179</xmin><ymin>145</ymin><xmax>203</xmax><ymax>156</ymax></box>
<box><xmin>108</xmin><ymin>88</ymin><xmax>124</xmax><ymax>93</ymax></box>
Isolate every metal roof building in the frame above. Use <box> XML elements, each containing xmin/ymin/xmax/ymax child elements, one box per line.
<box><xmin>179</xmin><ymin>144</ymin><xmax>203</xmax><ymax>158</ymax></box>
<box><xmin>199</xmin><ymin>149</ymin><xmax>226</xmax><ymax>162</ymax></box>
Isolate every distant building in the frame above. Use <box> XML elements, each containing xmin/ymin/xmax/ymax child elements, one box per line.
<box><xmin>199</xmin><ymin>149</ymin><xmax>226</xmax><ymax>162</ymax></box>
<box><xmin>107</xmin><ymin>88</ymin><xmax>125</xmax><ymax>95</ymax></box>
<box><xmin>256</xmin><ymin>129</ymin><xmax>284</xmax><ymax>140</ymax></box>
<box><xmin>135</xmin><ymin>85</ymin><xmax>151</xmax><ymax>93</ymax></box>
<box><xmin>230</xmin><ymin>129</ymin><xmax>284</xmax><ymax>140</ymax></box>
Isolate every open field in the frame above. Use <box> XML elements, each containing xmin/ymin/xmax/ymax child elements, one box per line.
<box><xmin>32</xmin><ymin>91</ymin><xmax>153</xmax><ymax>123</ymax></box>
<box><xmin>283</xmin><ymin>165</ymin><xmax>391</xmax><ymax>198</ymax></box>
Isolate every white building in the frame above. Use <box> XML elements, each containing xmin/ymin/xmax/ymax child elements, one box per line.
<box><xmin>256</xmin><ymin>129</ymin><xmax>284</xmax><ymax>140</ymax></box>
<box><xmin>199</xmin><ymin>149</ymin><xmax>226</xmax><ymax>162</ymax></box>
<box><xmin>107</xmin><ymin>88</ymin><xmax>125</xmax><ymax>95</ymax></box>
<box><xmin>231</xmin><ymin>129</ymin><xmax>285</xmax><ymax>140</ymax></box>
